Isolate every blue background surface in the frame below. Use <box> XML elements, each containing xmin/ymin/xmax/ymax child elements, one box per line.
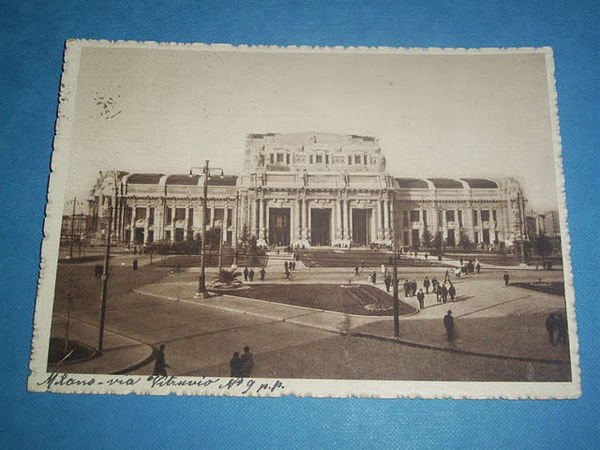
<box><xmin>1</xmin><ymin>1</ymin><xmax>598</xmax><ymax>448</ymax></box>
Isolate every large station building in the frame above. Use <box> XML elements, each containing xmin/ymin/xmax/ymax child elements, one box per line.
<box><xmin>86</xmin><ymin>132</ymin><xmax>530</xmax><ymax>250</ymax></box>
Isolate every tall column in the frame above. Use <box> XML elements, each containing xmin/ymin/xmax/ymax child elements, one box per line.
<box><xmin>210</xmin><ymin>206</ymin><xmax>215</xmax><ymax>228</ymax></box>
<box><xmin>383</xmin><ymin>199</ymin><xmax>390</xmax><ymax>240</ymax></box>
<box><xmin>342</xmin><ymin>200</ymin><xmax>349</xmax><ymax>240</ymax></box>
<box><xmin>370</xmin><ymin>205</ymin><xmax>377</xmax><ymax>245</ymax></box>
<box><xmin>223</xmin><ymin>207</ymin><xmax>229</xmax><ymax>243</ymax></box>
<box><xmin>376</xmin><ymin>200</ymin><xmax>382</xmax><ymax>241</ymax></box>
<box><xmin>183</xmin><ymin>207</ymin><xmax>189</xmax><ymax>240</ymax></box>
<box><xmin>337</xmin><ymin>199</ymin><xmax>343</xmax><ymax>241</ymax></box>
<box><xmin>144</xmin><ymin>206</ymin><xmax>151</xmax><ymax>244</ymax></box>
<box><xmin>477</xmin><ymin>209</ymin><xmax>483</xmax><ymax>244</ymax></box>
<box><xmin>442</xmin><ymin>209</ymin><xmax>447</xmax><ymax>240</ymax></box>
<box><xmin>296</xmin><ymin>199</ymin><xmax>302</xmax><ymax>241</ymax></box>
<box><xmin>346</xmin><ymin>200</ymin><xmax>351</xmax><ymax>241</ymax></box>
<box><xmin>129</xmin><ymin>205</ymin><xmax>136</xmax><ymax>245</ymax></box>
<box><xmin>265</xmin><ymin>204</ymin><xmax>270</xmax><ymax>244</ymax></box>
<box><xmin>259</xmin><ymin>198</ymin><xmax>265</xmax><ymax>240</ymax></box>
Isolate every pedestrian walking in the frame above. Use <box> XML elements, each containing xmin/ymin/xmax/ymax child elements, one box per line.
<box><xmin>372</xmin><ymin>271</ymin><xmax>377</xmax><ymax>285</ymax></box>
<box><xmin>476</xmin><ymin>262</ymin><xmax>481</xmax><ymax>274</ymax></box>
<box><xmin>403</xmin><ymin>280</ymin><xmax>409</xmax><ymax>297</ymax></box>
<box><xmin>132</xmin><ymin>259</ymin><xmax>138</xmax><ymax>271</ymax></box>
<box><xmin>249</xmin><ymin>269</ymin><xmax>255</xmax><ymax>281</ymax></box>
<box><xmin>441</xmin><ymin>284</ymin><xmax>448</xmax><ymax>303</ymax></box>
<box><xmin>259</xmin><ymin>267</ymin><xmax>266</xmax><ymax>281</ymax></box>
<box><xmin>417</xmin><ymin>289</ymin><xmax>425</xmax><ymax>310</ymax></box>
<box><xmin>423</xmin><ymin>276</ymin><xmax>430</xmax><ymax>294</ymax></box>
<box><xmin>229</xmin><ymin>351</ymin><xmax>242</xmax><ymax>377</ymax></box>
<box><xmin>240</xmin><ymin>346</ymin><xmax>254</xmax><ymax>377</ymax></box>
<box><xmin>545</xmin><ymin>313</ymin><xmax>556</xmax><ymax>345</ymax></box>
<box><xmin>152</xmin><ymin>344</ymin><xmax>169</xmax><ymax>376</ymax></box>
<box><xmin>243</xmin><ymin>267</ymin><xmax>249</xmax><ymax>281</ymax></box>
<box><xmin>448</xmin><ymin>283</ymin><xmax>456</xmax><ymax>302</ymax></box>
<box><xmin>555</xmin><ymin>313</ymin><xmax>568</xmax><ymax>345</ymax></box>
<box><xmin>94</xmin><ymin>264</ymin><xmax>103</xmax><ymax>279</ymax></box>
<box><xmin>444</xmin><ymin>310</ymin><xmax>455</xmax><ymax>342</ymax></box>
<box><xmin>384</xmin><ymin>274</ymin><xmax>391</xmax><ymax>293</ymax></box>
<box><xmin>354</xmin><ymin>266</ymin><xmax>359</xmax><ymax>276</ymax></box>
<box><xmin>503</xmin><ymin>271</ymin><xmax>510</xmax><ymax>287</ymax></box>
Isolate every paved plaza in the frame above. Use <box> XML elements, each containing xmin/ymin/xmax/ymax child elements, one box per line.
<box><xmin>48</xmin><ymin>252</ymin><xmax>571</xmax><ymax>382</ymax></box>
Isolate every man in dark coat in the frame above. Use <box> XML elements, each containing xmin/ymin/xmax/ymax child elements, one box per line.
<box><xmin>423</xmin><ymin>276</ymin><xmax>431</xmax><ymax>294</ymax></box>
<box><xmin>441</xmin><ymin>284</ymin><xmax>448</xmax><ymax>303</ymax></box>
<box><xmin>545</xmin><ymin>313</ymin><xmax>556</xmax><ymax>345</ymax></box>
<box><xmin>230</xmin><ymin>352</ymin><xmax>242</xmax><ymax>377</ymax></box>
<box><xmin>243</xmin><ymin>267</ymin><xmax>249</xmax><ymax>281</ymax></box>
<box><xmin>444</xmin><ymin>310</ymin><xmax>454</xmax><ymax>342</ymax></box>
<box><xmin>248</xmin><ymin>269</ymin><xmax>255</xmax><ymax>281</ymax></box>
<box><xmin>132</xmin><ymin>259</ymin><xmax>138</xmax><ymax>271</ymax></box>
<box><xmin>152</xmin><ymin>344</ymin><xmax>169</xmax><ymax>376</ymax></box>
<box><xmin>372</xmin><ymin>271</ymin><xmax>377</xmax><ymax>285</ymax></box>
<box><xmin>240</xmin><ymin>346</ymin><xmax>254</xmax><ymax>377</ymax></box>
<box><xmin>259</xmin><ymin>267</ymin><xmax>266</xmax><ymax>281</ymax></box>
<box><xmin>448</xmin><ymin>283</ymin><xmax>456</xmax><ymax>302</ymax></box>
<box><xmin>503</xmin><ymin>271</ymin><xmax>510</xmax><ymax>287</ymax></box>
<box><xmin>384</xmin><ymin>274</ymin><xmax>391</xmax><ymax>292</ymax></box>
<box><xmin>417</xmin><ymin>289</ymin><xmax>425</xmax><ymax>310</ymax></box>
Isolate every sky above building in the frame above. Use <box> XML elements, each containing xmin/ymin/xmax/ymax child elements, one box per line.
<box><xmin>62</xmin><ymin>44</ymin><xmax>561</xmax><ymax>212</ymax></box>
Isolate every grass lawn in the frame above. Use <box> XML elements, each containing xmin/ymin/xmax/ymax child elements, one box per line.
<box><xmin>218</xmin><ymin>283</ymin><xmax>417</xmax><ymax>316</ymax></box>
<box><xmin>298</xmin><ymin>249</ymin><xmax>450</xmax><ymax>268</ymax></box>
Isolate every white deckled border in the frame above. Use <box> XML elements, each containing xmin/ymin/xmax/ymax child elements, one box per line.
<box><xmin>28</xmin><ymin>39</ymin><xmax>581</xmax><ymax>399</ymax></box>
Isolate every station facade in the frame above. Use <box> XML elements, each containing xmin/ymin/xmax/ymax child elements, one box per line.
<box><xmin>87</xmin><ymin>132</ymin><xmax>529</xmax><ymax>250</ymax></box>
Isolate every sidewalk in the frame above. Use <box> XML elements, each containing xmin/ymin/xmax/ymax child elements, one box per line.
<box><xmin>134</xmin><ymin>272</ymin><xmax>570</xmax><ymax>365</ymax></box>
<box><xmin>50</xmin><ymin>314</ymin><xmax>155</xmax><ymax>375</ymax></box>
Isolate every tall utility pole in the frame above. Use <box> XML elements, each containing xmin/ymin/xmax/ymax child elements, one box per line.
<box><xmin>233</xmin><ymin>192</ymin><xmax>239</xmax><ymax>267</ymax></box>
<box><xmin>190</xmin><ymin>161</ymin><xmax>224</xmax><ymax>298</ymax></box>
<box><xmin>392</xmin><ymin>209</ymin><xmax>400</xmax><ymax>338</ymax></box>
<box><xmin>97</xmin><ymin>205</ymin><xmax>113</xmax><ymax>355</ymax></box>
<box><xmin>199</xmin><ymin>160</ymin><xmax>209</xmax><ymax>297</ymax></box>
<box><xmin>69</xmin><ymin>197</ymin><xmax>77</xmax><ymax>259</ymax></box>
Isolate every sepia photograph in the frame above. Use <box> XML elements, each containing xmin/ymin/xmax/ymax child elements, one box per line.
<box><xmin>29</xmin><ymin>40</ymin><xmax>579</xmax><ymax>398</ymax></box>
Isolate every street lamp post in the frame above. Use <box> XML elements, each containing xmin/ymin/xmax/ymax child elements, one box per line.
<box><xmin>190</xmin><ymin>161</ymin><xmax>224</xmax><ymax>298</ymax></box>
<box><xmin>392</xmin><ymin>214</ymin><xmax>400</xmax><ymax>338</ymax></box>
<box><xmin>233</xmin><ymin>191</ymin><xmax>239</xmax><ymax>268</ymax></box>
<box><xmin>97</xmin><ymin>205</ymin><xmax>113</xmax><ymax>355</ymax></box>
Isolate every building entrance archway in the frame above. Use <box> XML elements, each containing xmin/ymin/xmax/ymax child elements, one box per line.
<box><xmin>352</xmin><ymin>209</ymin><xmax>371</xmax><ymax>246</ymax></box>
<box><xmin>268</xmin><ymin>208</ymin><xmax>290</xmax><ymax>246</ymax></box>
<box><xmin>310</xmin><ymin>208</ymin><xmax>331</xmax><ymax>246</ymax></box>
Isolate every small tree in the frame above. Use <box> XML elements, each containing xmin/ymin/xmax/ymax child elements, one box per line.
<box><xmin>239</xmin><ymin>224</ymin><xmax>250</xmax><ymax>248</ymax></box>
<box><xmin>432</xmin><ymin>231</ymin><xmax>443</xmax><ymax>254</ymax></box>
<box><xmin>459</xmin><ymin>232</ymin><xmax>473</xmax><ymax>252</ymax></box>
<box><xmin>421</xmin><ymin>229</ymin><xmax>433</xmax><ymax>249</ymax></box>
<box><xmin>534</xmin><ymin>234</ymin><xmax>553</xmax><ymax>264</ymax></box>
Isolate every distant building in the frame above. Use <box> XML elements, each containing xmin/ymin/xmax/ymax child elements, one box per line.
<box><xmin>61</xmin><ymin>213</ymin><xmax>91</xmax><ymax>243</ymax></box>
<box><xmin>87</xmin><ymin>132</ymin><xmax>531</xmax><ymax>250</ymax></box>
<box><xmin>541</xmin><ymin>210</ymin><xmax>561</xmax><ymax>238</ymax></box>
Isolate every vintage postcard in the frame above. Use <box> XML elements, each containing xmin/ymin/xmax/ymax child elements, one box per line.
<box><xmin>29</xmin><ymin>40</ymin><xmax>580</xmax><ymax>398</ymax></box>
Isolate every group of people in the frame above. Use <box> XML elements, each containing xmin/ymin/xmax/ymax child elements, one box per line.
<box><xmin>458</xmin><ymin>258</ymin><xmax>481</xmax><ymax>276</ymax></box>
<box><xmin>243</xmin><ymin>266</ymin><xmax>267</xmax><ymax>282</ymax></box>
<box><xmin>229</xmin><ymin>346</ymin><xmax>255</xmax><ymax>378</ymax></box>
<box><xmin>284</xmin><ymin>260</ymin><xmax>297</xmax><ymax>278</ymax></box>
<box><xmin>545</xmin><ymin>313</ymin><xmax>568</xmax><ymax>346</ymax></box>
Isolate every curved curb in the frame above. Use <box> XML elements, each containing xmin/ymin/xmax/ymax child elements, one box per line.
<box><xmin>112</xmin><ymin>348</ymin><xmax>155</xmax><ymax>375</ymax></box>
